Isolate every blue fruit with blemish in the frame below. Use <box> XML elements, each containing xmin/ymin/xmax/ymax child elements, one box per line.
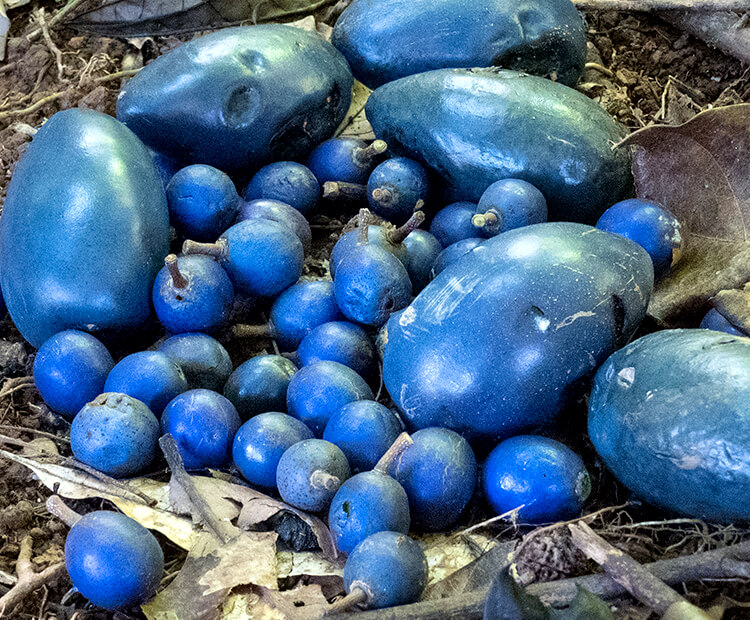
<box><xmin>307</xmin><ymin>138</ymin><xmax>386</xmax><ymax>185</ymax></box>
<box><xmin>298</xmin><ymin>321</ymin><xmax>378</xmax><ymax>385</ymax></box>
<box><xmin>367</xmin><ymin>157</ymin><xmax>429</xmax><ymax>224</ymax></box>
<box><xmin>157</xmin><ymin>333</ymin><xmax>233</xmax><ymax>392</ymax></box>
<box><xmin>475</xmin><ymin>179</ymin><xmax>548</xmax><ymax>236</ymax></box>
<box><xmin>287</xmin><ymin>361</ymin><xmax>374</xmax><ymax>437</ymax></box>
<box><xmin>236</xmin><ymin>199</ymin><xmax>312</xmax><ymax>253</ymax></box>
<box><xmin>33</xmin><ymin>330</ymin><xmax>114</xmax><ymax>419</ymax></box>
<box><xmin>233</xmin><ymin>412</ymin><xmax>314</xmax><ymax>488</ymax></box>
<box><xmin>70</xmin><ymin>393</ymin><xmax>160</xmax><ymax>477</ymax></box>
<box><xmin>243</xmin><ymin>161</ymin><xmax>320</xmax><ymax>216</ymax></box>
<box><xmin>402</xmin><ymin>229</ymin><xmax>443</xmax><ymax>292</ymax></box>
<box><xmin>65</xmin><ymin>511</ymin><xmax>164</xmax><ymax>610</ymax></box>
<box><xmin>700</xmin><ymin>308</ymin><xmax>746</xmax><ymax>336</ymax></box>
<box><xmin>330</xmin><ymin>225</ymin><xmax>409</xmax><ymax>278</ymax></box>
<box><xmin>161</xmin><ymin>389</ymin><xmax>241</xmax><ymax>469</ymax></box>
<box><xmin>431</xmin><ymin>237</ymin><xmax>484</xmax><ymax>277</ymax></box>
<box><xmin>224</xmin><ymin>354</ymin><xmax>297</xmax><ymax>420</ymax></box>
<box><xmin>117</xmin><ymin>25</ymin><xmax>353</xmax><ymax>171</ymax></box>
<box><xmin>104</xmin><ymin>351</ymin><xmax>188</xmax><ymax>416</ymax></box>
<box><xmin>276</xmin><ymin>438</ymin><xmax>351</xmax><ymax>511</ymax></box>
<box><xmin>429</xmin><ymin>202</ymin><xmax>478</xmax><ymax>247</ymax></box>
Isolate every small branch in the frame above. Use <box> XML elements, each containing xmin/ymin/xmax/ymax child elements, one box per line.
<box><xmin>327</xmin><ymin>587</ymin><xmax>369</xmax><ymax>614</ymax></box>
<box><xmin>35</xmin><ymin>9</ymin><xmax>65</xmax><ymax>83</ymax></box>
<box><xmin>357</xmin><ymin>208</ymin><xmax>371</xmax><ymax>245</ymax></box>
<box><xmin>0</xmin><ymin>89</ymin><xmax>71</xmax><ymax>120</ymax></box>
<box><xmin>165</xmin><ymin>254</ymin><xmax>188</xmax><ymax>289</ymax></box>
<box><xmin>232</xmin><ymin>323</ymin><xmax>273</xmax><ymax>339</ymax></box>
<box><xmin>388</xmin><ymin>210</ymin><xmax>426</xmax><ymax>244</ymax></box>
<box><xmin>0</xmin><ymin>377</ymin><xmax>35</xmax><ymax>400</ymax></box>
<box><xmin>26</xmin><ymin>0</ymin><xmax>91</xmax><ymax>41</ymax></box>
<box><xmin>92</xmin><ymin>68</ymin><xmax>141</xmax><ymax>83</ymax></box>
<box><xmin>323</xmin><ymin>181</ymin><xmax>368</xmax><ymax>202</ymax></box>
<box><xmin>573</xmin><ymin>0</ymin><xmax>750</xmax><ymax>10</ymax></box>
<box><xmin>374</xmin><ymin>432</ymin><xmax>413</xmax><ymax>474</ymax></box>
<box><xmin>45</xmin><ymin>495</ymin><xmax>81</xmax><ymax>527</ymax></box>
<box><xmin>353</xmin><ymin>139</ymin><xmax>387</xmax><ymax>165</ymax></box>
<box><xmin>182</xmin><ymin>239</ymin><xmax>227</xmax><ymax>259</ymax></box>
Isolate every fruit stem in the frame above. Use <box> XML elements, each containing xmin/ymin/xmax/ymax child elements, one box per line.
<box><xmin>45</xmin><ymin>495</ymin><xmax>81</xmax><ymax>527</ymax></box>
<box><xmin>357</xmin><ymin>208</ymin><xmax>371</xmax><ymax>245</ymax></box>
<box><xmin>232</xmin><ymin>323</ymin><xmax>273</xmax><ymax>338</ymax></box>
<box><xmin>371</xmin><ymin>186</ymin><xmax>393</xmax><ymax>205</ymax></box>
<box><xmin>182</xmin><ymin>238</ymin><xmax>228</xmax><ymax>259</ymax></box>
<box><xmin>165</xmin><ymin>254</ymin><xmax>187</xmax><ymax>289</ymax></box>
<box><xmin>323</xmin><ymin>181</ymin><xmax>368</xmax><ymax>202</ymax></box>
<box><xmin>374</xmin><ymin>431</ymin><xmax>413</xmax><ymax>474</ymax></box>
<box><xmin>353</xmin><ymin>139</ymin><xmax>387</xmax><ymax>165</ymax></box>
<box><xmin>472</xmin><ymin>211</ymin><xmax>499</xmax><ymax>229</ymax></box>
<box><xmin>388</xmin><ymin>210</ymin><xmax>426</xmax><ymax>245</ymax></box>
<box><xmin>310</xmin><ymin>470</ymin><xmax>342</xmax><ymax>492</ymax></box>
<box><xmin>326</xmin><ymin>586</ymin><xmax>369</xmax><ymax>614</ymax></box>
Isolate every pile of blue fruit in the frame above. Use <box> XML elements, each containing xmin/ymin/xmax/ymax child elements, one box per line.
<box><xmin>0</xmin><ymin>0</ymin><xmax>744</xmax><ymax>613</ymax></box>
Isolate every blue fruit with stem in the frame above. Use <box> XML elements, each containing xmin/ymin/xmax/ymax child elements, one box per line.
<box><xmin>33</xmin><ymin>330</ymin><xmax>114</xmax><ymax>419</ymax></box>
<box><xmin>473</xmin><ymin>179</ymin><xmax>548</xmax><ymax>237</ymax></box>
<box><xmin>298</xmin><ymin>321</ymin><xmax>378</xmax><ymax>385</ymax></box>
<box><xmin>223</xmin><ymin>354</ymin><xmax>298</xmax><ymax>420</ymax></box>
<box><xmin>307</xmin><ymin>138</ymin><xmax>388</xmax><ymax>185</ymax></box>
<box><xmin>236</xmin><ymin>198</ymin><xmax>312</xmax><ymax>253</ymax></box>
<box><xmin>233</xmin><ymin>412</ymin><xmax>314</xmax><ymax>488</ymax></box>
<box><xmin>152</xmin><ymin>254</ymin><xmax>234</xmax><ymax>334</ymax></box>
<box><xmin>403</xmin><ymin>229</ymin><xmax>443</xmax><ymax>292</ymax></box>
<box><xmin>157</xmin><ymin>332</ymin><xmax>233</xmax><ymax>392</ymax></box>
<box><xmin>367</xmin><ymin>157</ymin><xmax>430</xmax><ymax>224</ymax></box>
<box><xmin>243</xmin><ymin>161</ymin><xmax>320</xmax><ymax>216</ymax></box>
<box><xmin>429</xmin><ymin>202</ymin><xmax>478</xmax><ymax>247</ymax></box>
<box><xmin>431</xmin><ymin>237</ymin><xmax>484</xmax><ymax>276</ymax></box>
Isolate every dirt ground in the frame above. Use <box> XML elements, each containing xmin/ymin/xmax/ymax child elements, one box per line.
<box><xmin>1</xmin><ymin>4</ymin><xmax>750</xmax><ymax>620</ymax></box>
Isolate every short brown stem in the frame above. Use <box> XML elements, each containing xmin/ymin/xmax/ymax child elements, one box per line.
<box><xmin>374</xmin><ymin>431</ymin><xmax>413</xmax><ymax>474</ymax></box>
<box><xmin>472</xmin><ymin>212</ymin><xmax>499</xmax><ymax>229</ymax></box>
<box><xmin>45</xmin><ymin>495</ymin><xmax>81</xmax><ymax>527</ymax></box>
<box><xmin>182</xmin><ymin>239</ymin><xmax>227</xmax><ymax>259</ymax></box>
<box><xmin>323</xmin><ymin>181</ymin><xmax>368</xmax><ymax>202</ymax></box>
<box><xmin>371</xmin><ymin>187</ymin><xmax>394</xmax><ymax>205</ymax></box>
<box><xmin>165</xmin><ymin>254</ymin><xmax>188</xmax><ymax>289</ymax></box>
<box><xmin>327</xmin><ymin>587</ymin><xmax>369</xmax><ymax>614</ymax></box>
<box><xmin>232</xmin><ymin>323</ymin><xmax>273</xmax><ymax>338</ymax></box>
<box><xmin>353</xmin><ymin>139</ymin><xmax>387</xmax><ymax>165</ymax></box>
<box><xmin>388</xmin><ymin>211</ymin><xmax>426</xmax><ymax>245</ymax></box>
<box><xmin>358</xmin><ymin>208</ymin><xmax>371</xmax><ymax>245</ymax></box>
<box><xmin>310</xmin><ymin>470</ymin><xmax>341</xmax><ymax>492</ymax></box>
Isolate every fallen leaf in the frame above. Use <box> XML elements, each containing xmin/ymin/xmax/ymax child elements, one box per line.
<box><xmin>420</xmin><ymin>533</ymin><xmax>499</xmax><ymax>588</ymax></box>
<box><xmin>256</xmin><ymin>583</ymin><xmax>330</xmax><ymax>618</ymax></box>
<box><xmin>618</xmin><ymin>104</ymin><xmax>750</xmax><ymax>325</ymax></box>
<box><xmin>483</xmin><ymin>569</ymin><xmax>549</xmax><ymax>620</ymax></box>
<box><xmin>335</xmin><ymin>80</ymin><xmax>374</xmax><ymax>140</ymax></box>
<box><xmin>276</xmin><ymin>551</ymin><xmax>344</xmax><ymax>579</ymax></box>
<box><xmin>549</xmin><ymin>586</ymin><xmax>614</xmax><ymax>620</ymax></box>
<box><xmin>710</xmin><ymin>283</ymin><xmax>750</xmax><ymax>334</ymax></box>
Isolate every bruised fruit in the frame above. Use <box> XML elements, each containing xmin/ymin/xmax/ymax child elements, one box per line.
<box><xmin>157</xmin><ymin>333</ymin><xmax>233</xmax><ymax>392</ymax></box>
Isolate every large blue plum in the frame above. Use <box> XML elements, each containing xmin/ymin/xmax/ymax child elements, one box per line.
<box><xmin>383</xmin><ymin>223</ymin><xmax>653</xmax><ymax>444</ymax></box>
<box><xmin>332</xmin><ymin>0</ymin><xmax>586</xmax><ymax>88</ymax></box>
<box><xmin>365</xmin><ymin>69</ymin><xmax>632</xmax><ymax>224</ymax></box>
<box><xmin>117</xmin><ymin>25</ymin><xmax>353</xmax><ymax>172</ymax></box>
<box><xmin>0</xmin><ymin>109</ymin><xmax>169</xmax><ymax>347</ymax></box>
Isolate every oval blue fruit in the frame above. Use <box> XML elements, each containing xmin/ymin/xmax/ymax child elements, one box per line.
<box><xmin>366</xmin><ymin>69</ymin><xmax>632</xmax><ymax>224</ymax></box>
<box><xmin>243</xmin><ymin>161</ymin><xmax>320</xmax><ymax>216</ymax></box>
<box><xmin>157</xmin><ymin>333</ymin><xmax>233</xmax><ymax>392</ymax></box>
<box><xmin>236</xmin><ymin>199</ymin><xmax>312</xmax><ymax>253</ymax></box>
<box><xmin>431</xmin><ymin>237</ymin><xmax>484</xmax><ymax>277</ymax></box>
<box><xmin>0</xmin><ymin>109</ymin><xmax>169</xmax><ymax>347</ymax></box>
<box><xmin>224</xmin><ymin>354</ymin><xmax>298</xmax><ymax>420</ymax></box>
<box><xmin>429</xmin><ymin>202</ymin><xmax>479</xmax><ymax>247</ymax></box>
<box><xmin>384</xmin><ymin>223</ymin><xmax>653</xmax><ymax>443</ymax></box>
<box><xmin>298</xmin><ymin>321</ymin><xmax>378</xmax><ymax>385</ymax></box>
<box><xmin>403</xmin><ymin>230</ymin><xmax>443</xmax><ymax>292</ymax></box>
<box><xmin>117</xmin><ymin>25</ymin><xmax>353</xmax><ymax>172</ymax></box>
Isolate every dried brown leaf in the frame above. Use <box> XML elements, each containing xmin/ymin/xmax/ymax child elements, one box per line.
<box><xmin>335</xmin><ymin>80</ymin><xmax>374</xmax><ymax>140</ymax></box>
<box><xmin>420</xmin><ymin>533</ymin><xmax>500</xmax><ymax>589</ymax></box>
<box><xmin>711</xmin><ymin>283</ymin><xmax>750</xmax><ymax>333</ymax></box>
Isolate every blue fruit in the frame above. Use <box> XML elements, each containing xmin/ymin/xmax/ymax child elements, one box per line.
<box><xmin>0</xmin><ymin>285</ymin><xmax>5</xmax><ymax>316</ymax></box>
<box><xmin>344</xmin><ymin>531</ymin><xmax>428</xmax><ymax>608</ymax></box>
<box><xmin>366</xmin><ymin>69</ymin><xmax>632</xmax><ymax>223</ymax></box>
<box><xmin>596</xmin><ymin>198</ymin><xmax>683</xmax><ymax>278</ymax></box>
<box><xmin>70</xmin><ymin>393</ymin><xmax>160</xmax><ymax>477</ymax></box>
<box><xmin>223</xmin><ymin>355</ymin><xmax>298</xmax><ymax>420</ymax></box>
<box><xmin>117</xmin><ymin>25</ymin><xmax>353</xmax><ymax>171</ymax></box>
<box><xmin>0</xmin><ymin>109</ymin><xmax>169</xmax><ymax>347</ymax></box>
<box><xmin>298</xmin><ymin>321</ymin><xmax>378</xmax><ymax>385</ymax></box>
<box><xmin>287</xmin><ymin>361</ymin><xmax>374</xmax><ymax>436</ymax></box>
<box><xmin>236</xmin><ymin>199</ymin><xmax>312</xmax><ymax>253</ymax></box>
<box><xmin>157</xmin><ymin>333</ymin><xmax>233</xmax><ymax>392</ymax></box>
<box><xmin>475</xmin><ymin>179</ymin><xmax>548</xmax><ymax>236</ymax></box>
<box><xmin>483</xmin><ymin>435</ymin><xmax>590</xmax><ymax>523</ymax></box>
<box><xmin>104</xmin><ymin>351</ymin><xmax>188</xmax><ymax>416</ymax></box>
<box><xmin>328</xmin><ymin>470</ymin><xmax>410</xmax><ymax>554</ymax></box>
<box><xmin>390</xmin><ymin>428</ymin><xmax>477</xmax><ymax>531</ymax></box>
<box><xmin>233</xmin><ymin>412</ymin><xmax>314</xmax><ymax>488</ymax></box>
<box><xmin>384</xmin><ymin>223</ymin><xmax>654</xmax><ymax>443</ymax></box>
<box><xmin>323</xmin><ymin>400</ymin><xmax>402</xmax><ymax>472</ymax></box>
<box><xmin>403</xmin><ymin>230</ymin><xmax>443</xmax><ymax>292</ymax></box>
<box><xmin>332</xmin><ymin>0</ymin><xmax>586</xmax><ymax>88</ymax></box>
<box><xmin>150</xmin><ymin>148</ymin><xmax>182</xmax><ymax>187</ymax></box>
<box><xmin>161</xmin><ymin>389</ymin><xmax>241</xmax><ymax>469</ymax></box>
<box><xmin>243</xmin><ymin>161</ymin><xmax>320</xmax><ymax>216</ymax></box>
<box><xmin>276</xmin><ymin>438</ymin><xmax>351</xmax><ymax>511</ymax></box>
<box><xmin>307</xmin><ymin>138</ymin><xmax>387</xmax><ymax>185</ymax></box>
<box><xmin>33</xmin><ymin>330</ymin><xmax>114</xmax><ymax>419</ymax></box>
<box><xmin>700</xmin><ymin>308</ymin><xmax>746</xmax><ymax>336</ymax></box>
<box><xmin>330</xmin><ymin>225</ymin><xmax>409</xmax><ymax>278</ymax></box>
<box><xmin>429</xmin><ymin>202</ymin><xmax>479</xmax><ymax>247</ymax></box>
<box><xmin>65</xmin><ymin>511</ymin><xmax>164</xmax><ymax>610</ymax></box>
<box><xmin>431</xmin><ymin>237</ymin><xmax>484</xmax><ymax>277</ymax></box>
<box><xmin>166</xmin><ymin>165</ymin><xmax>240</xmax><ymax>242</ymax></box>
<box><xmin>367</xmin><ymin>157</ymin><xmax>430</xmax><ymax>224</ymax></box>
<box><xmin>152</xmin><ymin>254</ymin><xmax>234</xmax><ymax>334</ymax></box>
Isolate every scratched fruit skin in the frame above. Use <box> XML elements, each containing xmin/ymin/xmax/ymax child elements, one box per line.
<box><xmin>589</xmin><ymin>329</ymin><xmax>750</xmax><ymax>523</ymax></box>
<box><xmin>382</xmin><ymin>222</ymin><xmax>654</xmax><ymax>444</ymax></box>
<box><xmin>117</xmin><ymin>25</ymin><xmax>353</xmax><ymax>172</ymax></box>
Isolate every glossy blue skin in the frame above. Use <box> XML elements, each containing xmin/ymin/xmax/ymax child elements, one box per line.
<box><xmin>334</xmin><ymin>245</ymin><xmax>412</xmax><ymax>327</ymax></box>
<box><xmin>329</xmin><ymin>470</ymin><xmax>410</xmax><ymax>554</ymax></box>
<box><xmin>276</xmin><ymin>439</ymin><xmax>351</xmax><ymax>511</ymax></box>
<box><xmin>298</xmin><ymin>321</ymin><xmax>378</xmax><ymax>385</ymax></box>
<box><xmin>0</xmin><ymin>109</ymin><xmax>169</xmax><ymax>347</ymax></box>
<box><xmin>243</xmin><ymin>162</ymin><xmax>320</xmax><ymax>216</ymax></box>
<box><xmin>223</xmin><ymin>354</ymin><xmax>297</xmax><ymax>420</ymax></box>
<box><xmin>237</xmin><ymin>199</ymin><xmax>312</xmax><ymax>253</ymax></box>
<box><xmin>307</xmin><ymin>138</ymin><xmax>379</xmax><ymax>185</ymax></box>
<box><xmin>344</xmin><ymin>531</ymin><xmax>428</xmax><ymax>609</ymax></box>
<box><xmin>70</xmin><ymin>393</ymin><xmax>160</xmax><ymax>477</ymax></box>
<box><xmin>157</xmin><ymin>333</ymin><xmax>233</xmax><ymax>392</ymax></box>
<box><xmin>596</xmin><ymin>198</ymin><xmax>683</xmax><ymax>279</ymax></box>
<box><xmin>0</xmin><ymin>285</ymin><xmax>5</xmax><ymax>316</ymax></box>
<box><xmin>117</xmin><ymin>25</ymin><xmax>353</xmax><ymax>171</ymax></box>
<box><xmin>403</xmin><ymin>230</ymin><xmax>443</xmax><ymax>292</ymax></box>
<box><xmin>432</xmin><ymin>238</ymin><xmax>484</xmax><ymax>277</ymax></box>
<box><xmin>589</xmin><ymin>329</ymin><xmax>750</xmax><ymax>522</ymax></box>
<box><xmin>366</xmin><ymin>69</ymin><xmax>632</xmax><ymax>223</ymax></box>
<box><xmin>233</xmin><ymin>412</ymin><xmax>314</xmax><ymax>488</ymax></box>
<box><xmin>384</xmin><ymin>223</ymin><xmax>654</xmax><ymax>443</ymax></box>
<box><xmin>149</xmin><ymin>148</ymin><xmax>183</xmax><ymax>187</ymax></box>
<box><xmin>367</xmin><ymin>158</ymin><xmax>430</xmax><ymax>224</ymax></box>
<box><xmin>287</xmin><ymin>361</ymin><xmax>374</xmax><ymax>437</ymax></box>
<box><xmin>390</xmin><ymin>428</ymin><xmax>477</xmax><ymax>531</ymax></box>
<box><xmin>429</xmin><ymin>202</ymin><xmax>479</xmax><ymax>247</ymax></box>
<box><xmin>323</xmin><ymin>400</ymin><xmax>402</xmax><ymax>473</ymax></box>
<box><xmin>161</xmin><ymin>389</ymin><xmax>241</xmax><ymax>469</ymax></box>
<box><xmin>700</xmin><ymin>308</ymin><xmax>746</xmax><ymax>336</ymax></box>
<box><xmin>33</xmin><ymin>330</ymin><xmax>114</xmax><ymax>419</ymax></box>
<box><xmin>268</xmin><ymin>281</ymin><xmax>344</xmax><ymax>351</ymax></box>
<box><xmin>218</xmin><ymin>219</ymin><xmax>304</xmax><ymax>299</ymax></box>
<box><xmin>104</xmin><ymin>351</ymin><xmax>188</xmax><ymax>416</ymax></box>
<box><xmin>476</xmin><ymin>179</ymin><xmax>548</xmax><ymax>236</ymax></box>
<box><xmin>330</xmin><ymin>225</ymin><xmax>409</xmax><ymax>278</ymax></box>
<box><xmin>332</xmin><ymin>0</ymin><xmax>586</xmax><ymax>89</ymax></box>
<box><xmin>483</xmin><ymin>435</ymin><xmax>589</xmax><ymax>523</ymax></box>
<box><xmin>166</xmin><ymin>165</ymin><xmax>240</xmax><ymax>242</ymax></box>
<box><xmin>152</xmin><ymin>255</ymin><xmax>234</xmax><ymax>334</ymax></box>
<box><xmin>65</xmin><ymin>511</ymin><xmax>164</xmax><ymax>610</ymax></box>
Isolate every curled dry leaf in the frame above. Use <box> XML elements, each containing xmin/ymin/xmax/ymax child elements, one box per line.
<box><xmin>711</xmin><ymin>283</ymin><xmax>750</xmax><ymax>333</ymax></box>
<box><xmin>335</xmin><ymin>80</ymin><xmax>374</xmax><ymax>140</ymax></box>
<box><xmin>420</xmin><ymin>532</ymin><xmax>500</xmax><ymax>588</ymax></box>
<box><xmin>618</xmin><ymin>103</ymin><xmax>750</xmax><ymax>325</ymax></box>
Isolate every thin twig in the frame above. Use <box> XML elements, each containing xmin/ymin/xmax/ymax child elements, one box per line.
<box><xmin>35</xmin><ymin>9</ymin><xmax>65</xmax><ymax>83</ymax></box>
<box><xmin>0</xmin><ymin>90</ymin><xmax>71</xmax><ymax>120</ymax></box>
<box><xmin>26</xmin><ymin>0</ymin><xmax>90</xmax><ymax>41</ymax></box>
<box><xmin>573</xmin><ymin>0</ymin><xmax>750</xmax><ymax>10</ymax></box>
<box><xmin>0</xmin><ymin>425</ymin><xmax>70</xmax><ymax>444</ymax></box>
<box><xmin>457</xmin><ymin>505</ymin><xmax>525</xmax><ymax>537</ymax></box>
